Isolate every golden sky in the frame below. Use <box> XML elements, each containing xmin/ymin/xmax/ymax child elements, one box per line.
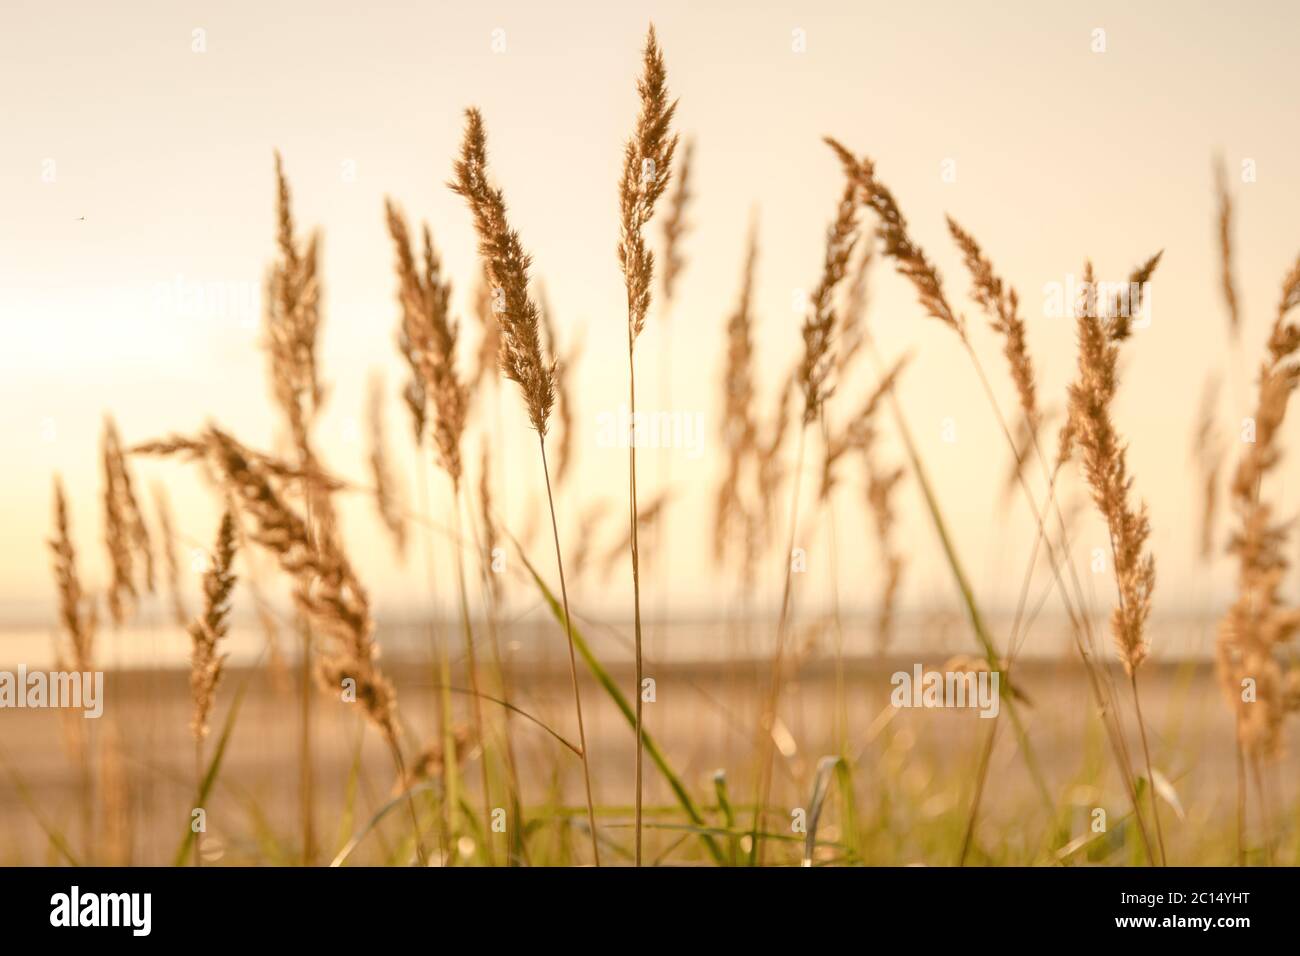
<box><xmin>3</xmin><ymin>0</ymin><xmax>1299</xmax><ymax>629</ymax></box>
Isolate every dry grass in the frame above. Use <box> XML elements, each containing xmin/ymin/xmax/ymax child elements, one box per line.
<box><xmin>1218</xmin><ymin>256</ymin><xmax>1300</xmax><ymax>759</ymax></box>
<box><xmin>451</xmin><ymin>104</ymin><xmax>600</xmax><ymax>866</ymax></box>
<box><xmin>617</xmin><ymin>25</ymin><xmax>679</xmax><ymax>865</ymax></box>
<box><xmin>102</xmin><ymin>416</ymin><xmax>154</xmax><ymax>627</ymax></box>
<box><xmin>188</xmin><ymin>510</ymin><xmax>237</xmax><ymax>742</ymax></box>
<box><xmin>19</xmin><ymin>24</ymin><xmax>1300</xmax><ymax>874</ymax></box>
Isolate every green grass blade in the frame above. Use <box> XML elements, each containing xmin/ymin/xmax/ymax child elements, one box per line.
<box><xmin>172</xmin><ymin>668</ymin><xmax>254</xmax><ymax>866</ymax></box>
<box><xmin>803</xmin><ymin>756</ymin><xmax>843</xmax><ymax>867</ymax></box>
<box><xmin>0</xmin><ymin>747</ymin><xmax>81</xmax><ymax>866</ymax></box>
<box><xmin>332</xmin><ymin>780</ymin><xmax>439</xmax><ymax>867</ymax></box>
<box><xmin>511</xmin><ymin>540</ymin><xmax>726</xmax><ymax>865</ymax></box>
<box><xmin>333</xmin><ymin>718</ymin><xmax>366</xmax><ymax>857</ymax></box>
<box><xmin>886</xmin><ymin>393</ymin><xmax>1056</xmax><ymax>823</ymax></box>
<box><xmin>713</xmin><ymin>770</ymin><xmax>739</xmax><ymax>865</ymax></box>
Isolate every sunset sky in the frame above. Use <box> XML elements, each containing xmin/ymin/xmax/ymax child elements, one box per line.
<box><xmin>3</xmin><ymin>0</ymin><xmax>1299</xmax><ymax>631</ymax></box>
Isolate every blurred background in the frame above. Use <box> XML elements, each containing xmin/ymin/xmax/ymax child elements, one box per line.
<box><xmin>2</xmin><ymin>0</ymin><xmax>1299</xmax><ymax>866</ymax></box>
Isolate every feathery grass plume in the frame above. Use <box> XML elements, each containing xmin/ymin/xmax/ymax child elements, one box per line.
<box><xmin>49</xmin><ymin>477</ymin><xmax>97</xmax><ymax>858</ymax></box>
<box><xmin>400</xmin><ymin>201</ymin><xmax>505</xmax><ymax>860</ymax></box>
<box><xmin>152</xmin><ymin>483</ymin><xmax>189</xmax><ymax>627</ymax></box>
<box><xmin>419</xmin><ymin>223</ymin><xmax>469</xmax><ymax>478</ymax></box>
<box><xmin>450</xmin><ymin>108</ymin><xmax>555</xmax><ymax>434</ymax></box>
<box><xmin>755</xmin><ymin>370</ymin><xmax>797</xmax><ymax>543</ymax></box>
<box><xmin>714</xmin><ymin>220</ymin><xmax>759</xmax><ymax>565</ymax></box>
<box><xmin>366</xmin><ymin>373</ymin><xmax>407</xmax><ymax>560</ymax></box>
<box><xmin>537</xmin><ymin>284</ymin><xmax>582</xmax><ymax>486</ymax></box>
<box><xmin>161</xmin><ymin>425</ymin><xmax>426</xmax><ymax>861</ymax></box>
<box><xmin>619</xmin><ymin>24</ymin><xmax>679</xmax><ymax>344</ymax></box>
<box><xmin>394</xmin><ymin>208</ymin><xmax>492</xmax><ymax>861</ymax></box>
<box><xmin>451</xmin><ymin>104</ymin><xmax>600</xmax><ymax>865</ymax></box>
<box><xmin>1058</xmin><ymin>255</ymin><xmax>1163</xmax><ymax>469</ymax></box>
<box><xmin>385</xmin><ymin>201</ymin><xmax>467</xmax><ymax>483</ymax></box>
<box><xmin>947</xmin><ymin>218</ymin><xmax>1038</xmax><ymax>431</ymax></box>
<box><xmin>159</xmin><ymin>427</ymin><xmax>397</xmax><ymax>731</ymax></box>
<box><xmin>1111</xmin><ymin>251</ymin><xmax>1162</xmax><ymax>342</ymax></box>
<box><xmin>50</xmin><ymin>478</ymin><xmax>96</xmax><ymax>675</ymax></box>
<box><xmin>267</xmin><ymin>153</ymin><xmax>330</xmax><ymax>864</ymax></box>
<box><xmin>1215</xmin><ymin>155</ymin><xmax>1241</xmax><ymax>339</ymax></box>
<box><xmin>133</xmin><ymin>434</ymin><xmax>346</xmax><ymax>493</ymax></box>
<box><xmin>478</xmin><ymin>444</ymin><xmax>501</xmax><ymax>604</ymax></box>
<box><xmin>660</xmin><ymin>136</ymin><xmax>693</xmax><ymax>309</ymax></box>
<box><xmin>835</xmin><ymin>240</ymin><xmax>874</xmax><ymax>377</ymax></box>
<box><xmin>1053</xmin><ymin>263</ymin><xmax>1099</xmax><ymax>472</ymax></box>
<box><xmin>101</xmin><ymin>417</ymin><xmax>154</xmax><ymax>626</ymax></box>
<box><xmin>101</xmin><ymin>435</ymin><xmax>133</xmax><ymax>629</ymax></box>
<box><xmin>383</xmin><ymin>200</ymin><xmax>431</xmax><ymax>447</ymax></box>
<box><xmin>798</xmin><ymin>176</ymin><xmax>861</xmax><ymax>425</ymax></box>
<box><xmin>189</xmin><ymin>511</ymin><xmax>237</xmax><ymax>741</ymax></box>
<box><xmin>1192</xmin><ymin>376</ymin><xmax>1225</xmax><ymax>562</ymax></box>
<box><xmin>267</xmin><ymin>153</ymin><xmax>325</xmax><ymax>456</ymax></box>
<box><xmin>826</xmin><ymin>139</ymin><xmax>962</xmax><ymax>333</ymax></box>
<box><xmin>1068</xmin><ymin>261</ymin><xmax>1157</xmax><ymax>674</ymax></box>
<box><xmin>1218</xmin><ymin>254</ymin><xmax>1300</xmax><ymax>759</ymax></box>
<box><xmin>831</xmin><ymin>137</ymin><xmax>1157</xmax><ymax>862</ymax></box>
<box><xmin>617</xmin><ymin>23</ymin><xmax>678</xmax><ymax>868</ymax></box>
<box><xmin>1068</xmin><ymin>257</ymin><xmax>1166</xmax><ymax>863</ymax></box>
<box><xmin>187</xmin><ymin>508</ymin><xmax>236</xmax><ymax>867</ymax></box>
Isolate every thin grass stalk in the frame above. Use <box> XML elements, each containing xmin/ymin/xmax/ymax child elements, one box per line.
<box><xmin>416</xmin><ymin>455</ymin><xmax>456</xmax><ymax>865</ymax></box>
<box><xmin>194</xmin><ymin>738</ymin><xmax>203</xmax><ymax>867</ymax></box>
<box><xmin>384</xmin><ymin>732</ymin><xmax>428</xmax><ymax>866</ymax></box>
<box><xmin>1235</xmin><ymin>717</ymin><xmax>1247</xmax><ymax>865</ymax></box>
<box><xmin>450</xmin><ymin>105</ymin><xmax>599</xmax><ymax>864</ymax></box>
<box><xmin>627</xmin><ymin>336</ymin><xmax>646</xmax><ymax>867</ymax></box>
<box><xmin>959</xmin><ymin>717</ymin><xmax>999</xmax><ymax>865</ymax></box>
<box><xmin>49</xmin><ymin>478</ymin><xmax>97</xmax><ymax>862</ymax></box>
<box><xmin>297</xmin><ymin>618</ymin><xmax>314</xmax><ymax>864</ymax></box>
<box><xmin>450</xmin><ymin>479</ymin><xmax>495</xmax><ymax>865</ymax></box>
<box><xmin>817</xmin><ymin>412</ymin><xmax>849</xmax><ymax>753</ymax></box>
<box><xmin>618</xmin><ymin>26</ymin><xmax>678</xmax><ymax>866</ymax></box>
<box><xmin>1130</xmin><ymin>670</ymin><xmax>1167</xmax><ymax>864</ymax></box>
<box><xmin>856</xmin><ymin>338</ymin><xmax>1057</xmax><ymax>834</ymax></box>
<box><xmin>539</xmin><ymin>436</ymin><xmax>601</xmax><ymax>865</ymax></box>
<box><xmin>961</xmin><ymin>394</ymin><xmax>1156</xmax><ymax>863</ymax></box>
<box><xmin>467</xmin><ymin>458</ymin><xmax>528</xmax><ymax>865</ymax></box>
<box><xmin>749</xmin><ymin>422</ymin><xmax>807</xmax><ymax>865</ymax></box>
<box><xmin>1249</xmin><ymin>755</ymin><xmax>1274</xmax><ymax>865</ymax></box>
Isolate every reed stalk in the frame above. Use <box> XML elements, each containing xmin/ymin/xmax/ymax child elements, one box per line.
<box><xmin>617</xmin><ymin>25</ymin><xmax>679</xmax><ymax>865</ymax></box>
<box><xmin>452</xmin><ymin>105</ymin><xmax>601</xmax><ymax>864</ymax></box>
